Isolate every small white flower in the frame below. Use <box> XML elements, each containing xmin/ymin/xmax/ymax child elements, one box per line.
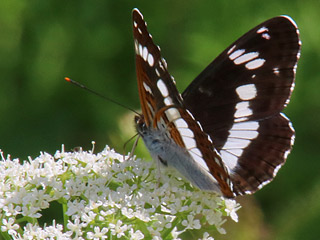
<box><xmin>0</xmin><ymin>145</ymin><xmax>240</xmax><ymax>239</ymax></box>
<box><xmin>128</xmin><ymin>228</ymin><xmax>144</xmax><ymax>240</ymax></box>
<box><xmin>121</xmin><ymin>207</ymin><xmax>135</xmax><ymax>219</ymax></box>
<box><xmin>3</xmin><ymin>203</ymin><xmax>21</xmax><ymax>216</ymax></box>
<box><xmin>67</xmin><ymin>218</ymin><xmax>83</xmax><ymax>237</ymax></box>
<box><xmin>1</xmin><ymin>218</ymin><xmax>19</xmax><ymax>235</ymax></box>
<box><xmin>224</xmin><ymin>199</ymin><xmax>241</xmax><ymax>222</ymax></box>
<box><xmin>87</xmin><ymin>226</ymin><xmax>108</xmax><ymax>240</ymax></box>
<box><xmin>109</xmin><ymin>220</ymin><xmax>129</xmax><ymax>238</ymax></box>
<box><xmin>181</xmin><ymin>215</ymin><xmax>201</xmax><ymax>230</ymax></box>
<box><xmin>81</xmin><ymin>211</ymin><xmax>97</xmax><ymax>224</ymax></box>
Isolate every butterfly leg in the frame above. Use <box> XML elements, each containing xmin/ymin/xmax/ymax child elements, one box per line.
<box><xmin>125</xmin><ymin>135</ymin><xmax>140</xmax><ymax>161</ymax></box>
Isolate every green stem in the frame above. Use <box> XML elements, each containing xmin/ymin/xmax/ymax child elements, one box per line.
<box><xmin>62</xmin><ymin>201</ymin><xmax>69</xmax><ymax>230</ymax></box>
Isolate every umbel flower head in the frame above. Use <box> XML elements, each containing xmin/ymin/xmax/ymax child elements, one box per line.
<box><xmin>0</xmin><ymin>144</ymin><xmax>240</xmax><ymax>239</ymax></box>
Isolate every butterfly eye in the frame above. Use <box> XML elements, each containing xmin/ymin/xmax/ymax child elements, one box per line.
<box><xmin>135</xmin><ymin>115</ymin><xmax>147</xmax><ymax>132</ymax></box>
<box><xmin>134</xmin><ymin>115</ymin><xmax>140</xmax><ymax>123</ymax></box>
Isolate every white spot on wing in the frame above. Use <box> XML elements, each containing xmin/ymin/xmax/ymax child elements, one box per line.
<box><xmin>134</xmin><ymin>40</ymin><xmax>138</xmax><ymax>53</ymax></box>
<box><xmin>138</xmin><ymin>44</ymin><xmax>143</xmax><ymax>57</ymax></box>
<box><xmin>161</xmin><ymin>58</ymin><xmax>167</xmax><ymax>68</ymax></box>
<box><xmin>257</xmin><ymin>179</ymin><xmax>271</xmax><ymax>189</ymax></box>
<box><xmin>227</xmin><ymin>45</ymin><xmax>236</xmax><ymax>55</ymax></box>
<box><xmin>233</xmin><ymin>52</ymin><xmax>259</xmax><ymax>65</ymax></box>
<box><xmin>273</xmin><ymin>164</ymin><xmax>282</xmax><ymax>177</ymax></box>
<box><xmin>143</xmin><ymin>82</ymin><xmax>152</xmax><ymax>94</ymax></box>
<box><xmin>182</xmin><ymin>136</ymin><xmax>196</xmax><ymax>149</ymax></box>
<box><xmin>273</xmin><ymin>67</ymin><xmax>280</xmax><ymax>75</ymax></box>
<box><xmin>142</xmin><ymin>46</ymin><xmax>148</xmax><ymax>61</ymax></box>
<box><xmin>281</xmin><ymin>113</ymin><xmax>295</xmax><ymax>146</ymax></box>
<box><xmin>290</xmin><ymin>134</ymin><xmax>295</xmax><ymax>146</ymax></box>
<box><xmin>229</xmin><ymin>49</ymin><xmax>245</xmax><ymax>60</ymax></box>
<box><xmin>186</xmin><ymin>110</ymin><xmax>195</xmax><ymax>120</ymax></box>
<box><xmin>159</xmin><ymin>61</ymin><xmax>165</xmax><ymax>71</ymax></box>
<box><xmin>230</xmin><ymin>121</ymin><xmax>259</xmax><ymax>130</ymax></box>
<box><xmin>245</xmin><ymin>58</ymin><xmax>265</xmax><ymax>70</ymax></box>
<box><xmin>157</xmin><ymin>79</ymin><xmax>169</xmax><ymax>97</ymax></box>
<box><xmin>221</xmin><ymin>121</ymin><xmax>259</xmax><ymax>170</ymax></box>
<box><xmin>223</xmin><ymin>138</ymin><xmax>251</xmax><ymax>149</ymax></box>
<box><xmin>290</xmin><ymin>82</ymin><xmax>295</xmax><ymax>96</ymax></box>
<box><xmin>229</xmin><ymin>129</ymin><xmax>258</xmax><ymax>139</ymax></box>
<box><xmin>174</xmin><ymin>118</ymin><xmax>188</xmax><ymax>128</ymax></box>
<box><xmin>178</xmin><ymin>128</ymin><xmax>194</xmax><ymax>138</ymax></box>
<box><xmin>147</xmin><ymin>53</ymin><xmax>154</xmax><ymax>66</ymax></box>
<box><xmin>257</xmin><ymin>26</ymin><xmax>269</xmax><ymax>33</ymax></box>
<box><xmin>155</xmin><ymin>68</ymin><xmax>160</xmax><ymax>77</ymax></box>
<box><xmin>190</xmin><ymin>148</ymin><xmax>202</xmax><ymax>157</ymax></box>
<box><xmin>258</xmin><ymin>179</ymin><xmax>272</xmax><ymax>189</ymax></box>
<box><xmin>164</xmin><ymin>97</ymin><xmax>173</xmax><ymax>105</ymax></box>
<box><xmin>197</xmin><ymin>121</ymin><xmax>204</xmax><ymax>132</ymax></box>
<box><xmin>228</xmin><ymin>149</ymin><xmax>243</xmax><ymax>157</ymax></box>
<box><xmin>220</xmin><ymin>151</ymin><xmax>238</xmax><ymax>170</ymax></box>
<box><xmin>165</xmin><ymin>108</ymin><xmax>181</xmax><ymax>122</ymax></box>
<box><xmin>234</xmin><ymin>101</ymin><xmax>252</xmax><ymax>119</ymax></box>
<box><xmin>133</xmin><ymin>21</ymin><xmax>137</xmax><ymax>28</ymax></box>
<box><xmin>236</xmin><ymin>84</ymin><xmax>257</xmax><ymax>100</ymax></box>
<box><xmin>262</xmin><ymin>33</ymin><xmax>270</xmax><ymax>40</ymax></box>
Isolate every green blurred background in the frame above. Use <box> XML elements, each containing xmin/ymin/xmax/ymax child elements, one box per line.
<box><xmin>0</xmin><ymin>0</ymin><xmax>319</xmax><ymax>239</ymax></box>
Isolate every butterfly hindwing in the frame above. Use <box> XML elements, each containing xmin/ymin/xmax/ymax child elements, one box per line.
<box><xmin>228</xmin><ymin>113</ymin><xmax>294</xmax><ymax>194</ymax></box>
<box><xmin>181</xmin><ymin>16</ymin><xmax>300</xmax><ymax>194</ymax></box>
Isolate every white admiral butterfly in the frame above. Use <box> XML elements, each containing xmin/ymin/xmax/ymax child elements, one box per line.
<box><xmin>133</xmin><ymin>9</ymin><xmax>301</xmax><ymax>198</ymax></box>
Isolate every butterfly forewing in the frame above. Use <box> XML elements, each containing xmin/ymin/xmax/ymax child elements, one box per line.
<box><xmin>133</xmin><ymin>9</ymin><xmax>187</xmax><ymax>149</ymax></box>
<box><xmin>133</xmin><ymin>9</ymin><xmax>235</xmax><ymax>197</ymax></box>
<box><xmin>132</xmin><ymin>9</ymin><xmax>183</xmax><ymax>127</ymax></box>
<box><xmin>133</xmin><ymin>8</ymin><xmax>300</xmax><ymax>197</ymax></box>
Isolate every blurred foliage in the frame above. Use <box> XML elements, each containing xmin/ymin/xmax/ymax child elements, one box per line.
<box><xmin>0</xmin><ymin>0</ymin><xmax>319</xmax><ymax>239</ymax></box>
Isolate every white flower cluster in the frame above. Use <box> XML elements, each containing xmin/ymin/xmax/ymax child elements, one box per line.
<box><xmin>0</xmin><ymin>145</ymin><xmax>240</xmax><ymax>239</ymax></box>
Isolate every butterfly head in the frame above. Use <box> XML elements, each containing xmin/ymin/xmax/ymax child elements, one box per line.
<box><xmin>134</xmin><ymin>114</ymin><xmax>147</xmax><ymax>136</ymax></box>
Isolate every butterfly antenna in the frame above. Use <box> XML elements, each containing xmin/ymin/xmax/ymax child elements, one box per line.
<box><xmin>65</xmin><ymin>77</ymin><xmax>141</xmax><ymax>115</ymax></box>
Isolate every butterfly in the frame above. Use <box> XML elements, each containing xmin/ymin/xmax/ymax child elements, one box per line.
<box><xmin>132</xmin><ymin>8</ymin><xmax>301</xmax><ymax>198</ymax></box>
